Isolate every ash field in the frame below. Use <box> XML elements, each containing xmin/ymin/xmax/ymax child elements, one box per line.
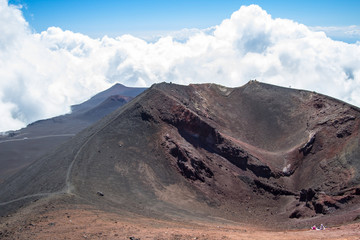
<box><xmin>0</xmin><ymin>81</ymin><xmax>359</xmax><ymax>239</ymax></box>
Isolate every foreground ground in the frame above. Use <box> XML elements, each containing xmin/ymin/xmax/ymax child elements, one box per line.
<box><xmin>1</xmin><ymin>195</ymin><xmax>359</xmax><ymax>240</ymax></box>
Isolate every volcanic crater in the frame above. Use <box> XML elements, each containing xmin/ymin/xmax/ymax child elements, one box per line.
<box><xmin>1</xmin><ymin>81</ymin><xmax>360</xmax><ymax>235</ymax></box>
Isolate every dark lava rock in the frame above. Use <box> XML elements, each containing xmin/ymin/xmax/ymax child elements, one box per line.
<box><xmin>299</xmin><ymin>188</ymin><xmax>316</xmax><ymax>202</ymax></box>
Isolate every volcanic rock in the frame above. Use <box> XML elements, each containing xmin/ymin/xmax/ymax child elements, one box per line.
<box><xmin>0</xmin><ymin>81</ymin><xmax>359</xmax><ymax>229</ymax></box>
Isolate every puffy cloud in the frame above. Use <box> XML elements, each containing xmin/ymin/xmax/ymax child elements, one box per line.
<box><xmin>0</xmin><ymin>1</ymin><xmax>360</xmax><ymax>132</ymax></box>
<box><xmin>0</xmin><ymin>1</ymin><xmax>109</xmax><ymax>132</ymax></box>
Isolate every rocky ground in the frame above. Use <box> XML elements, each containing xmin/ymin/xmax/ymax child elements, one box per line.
<box><xmin>1</xmin><ymin>195</ymin><xmax>359</xmax><ymax>240</ymax></box>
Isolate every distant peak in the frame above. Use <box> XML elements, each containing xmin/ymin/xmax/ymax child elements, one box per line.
<box><xmin>111</xmin><ymin>83</ymin><xmax>126</xmax><ymax>88</ymax></box>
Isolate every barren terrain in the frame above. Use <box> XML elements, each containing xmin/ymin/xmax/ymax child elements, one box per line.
<box><xmin>0</xmin><ymin>81</ymin><xmax>359</xmax><ymax>239</ymax></box>
<box><xmin>0</xmin><ymin>83</ymin><xmax>146</xmax><ymax>182</ymax></box>
<box><xmin>1</xmin><ymin>195</ymin><xmax>359</xmax><ymax>240</ymax></box>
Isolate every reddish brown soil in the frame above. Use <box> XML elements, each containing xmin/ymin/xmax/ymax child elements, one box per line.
<box><xmin>1</xmin><ymin>196</ymin><xmax>359</xmax><ymax>240</ymax></box>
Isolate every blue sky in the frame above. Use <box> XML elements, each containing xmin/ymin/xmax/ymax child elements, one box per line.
<box><xmin>9</xmin><ymin>0</ymin><xmax>360</xmax><ymax>41</ymax></box>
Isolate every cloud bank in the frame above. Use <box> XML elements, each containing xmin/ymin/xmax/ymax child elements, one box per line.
<box><xmin>1</xmin><ymin>0</ymin><xmax>360</xmax><ymax>132</ymax></box>
<box><xmin>311</xmin><ymin>25</ymin><xmax>360</xmax><ymax>43</ymax></box>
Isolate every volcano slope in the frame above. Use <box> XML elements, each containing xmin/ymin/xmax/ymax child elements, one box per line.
<box><xmin>0</xmin><ymin>83</ymin><xmax>146</xmax><ymax>182</ymax></box>
<box><xmin>0</xmin><ymin>81</ymin><xmax>359</xmax><ymax>230</ymax></box>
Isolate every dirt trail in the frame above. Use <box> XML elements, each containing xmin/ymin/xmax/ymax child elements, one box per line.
<box><xmin>0</xmin><ymin>132</ymin><xmax>80</xmax><ymax>205</ymax></box>
<box><xmin>0</xmin><ymin>104</ymin><xmax>126</xmax><ymax>205</ymax></box>
<box><xmin>0</xmin><ymin>134</ymin><xmax>75</xmax><ymax>144</ymax></box>
<box><xmin>0</xmin><ymin>193</ymin><xmax>56</xmax><ymax>206</ymax></box>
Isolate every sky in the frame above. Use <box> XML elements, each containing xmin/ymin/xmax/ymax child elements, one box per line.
<box><xmin>1</xmin><ymin>0</ymin><xmax>360</xmax><ymax>132</ymax></box>
<box><xmin>8</xmin><ymin>0</ymin><xmax>360</xmax><ymax>42</ymax></box>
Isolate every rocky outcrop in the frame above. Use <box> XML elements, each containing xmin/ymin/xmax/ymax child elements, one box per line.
<box><xmin>162</xmin><ymin>135</ymin><xmax>213</xmax><ymax>182</ymax></box>
<box><xmin>289</xmin><ymin>188</ymin><xmax>358</xmax><ymax>218</ymax></box>
<box><xmin>299</xmin><ymin>134</ymin><xmax>316</xmax><ymax>156</ymax></box>
<box><xmin>254</xmin><ymin>180</ymin><xmax>295</xmax><ymax>196</ymax></box>
<box><xmin>299</xmin><ymin>188</ymin><xmax>316</xmax><ymax>202</ymax></box>
<box><xmin>158</xmin><ymin>100</ymin><xmax>274</xmax><ymax>179</ymax></box>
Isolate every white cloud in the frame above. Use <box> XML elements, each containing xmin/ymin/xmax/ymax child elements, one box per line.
<box><xmin>310</xmin><ymin>25</ymin><xmax>360</xmax><ymax>43</ymax></box>
<box><xmin>0</xmin><ymin>1</ymin><xmax>360</xmax><ymax>132</ymax></box>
